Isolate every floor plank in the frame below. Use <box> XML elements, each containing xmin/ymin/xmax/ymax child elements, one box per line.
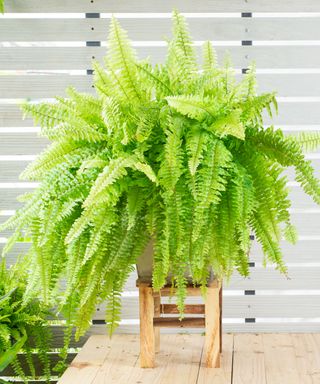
<box><xmin>232</xmin><ymin>334</ymin><xmax>266</xmax><ymax>384</ymax></box>
<box><xmin>58</xmin><ymin>334</ymin><xmax>114</xmax><ymax>384</ymax></box>
<box><xmin>292</xmin><ymin>334</ymin><xmax>320</xmax><ymax>384</ymax></box>
<box><xmin>291</xmin><ymin>334</ymin><xmax>314</xmax><ymax>383</ymax></box>
<box><xmin>127</xmin><ymin>334</ymin><xmax>203</xmax><ymax>384</ymax></box>
<box><xmin>57</xmin><ymin>333</ymin><xmax>320</xmax><ymax>384</ymax></box>
<box><xmin>91</xmin><ymin>334</ymin><xmax>139</xmax><ymax>384</ymax></box>
<box><xmin>263</xmin><ymin>334</ymin><xmax>300</xmax><ymax>384</ymax></box>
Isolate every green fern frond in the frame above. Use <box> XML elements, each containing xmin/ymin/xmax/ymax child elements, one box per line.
<box><xmin>209</xmin><ymin>109</ymin><xmax>245</xmax><ymax>140</ymax></box>
<box><xmin>158</xmin><ymin>117</ymin><xmax>184</xmax><ymax>191</ymax></box>
<box><xmin>166</xmin><ymin>95</ymin><xmax>218</xmax><ymax>121</ymax></box>
<box><xmin>186</xmin><ymin>128</ymin><xmax>208</xmax><ymax>175</ymax></box>
<box><xmin>20</xmin><ymin>140</ymin><xmax>85</xmax><ymax>181</ymax></box>
<box><xmin>135</xmin><ymin>62</ymin><xmax>172</xmax><ymax>96</ymax></box>
<box><xmin>106</xmin><ymin>16</ymin><xmax>142</xmax><ymax>101</ymax></box>
<box><xmin>192</xmin><ymin>139</ymin><xmax>232</xmax><ymax>240</ymax></box>
<box><xmin>133</xmin><ymin>161</ymin><xmax>158</xmax><ymax>184</ymax></box>
<box><xmin>172</xmin><ymin>9</ymin><xmax>195</xmax><ymax>61</ymax></box>
<box><xmin>202</xmin><ymin>41</ymin><xmax>217</xmax><ymax>71</ymax></box>
<box><xmin>284</xmin><ymin>223</ymin><xmax>298</xmax><ymax>244</ymax></box>
<box><xmin>295</xmin><ymin>131</ymin><xmax>320</xmax><ymax>152</ymax></box>
<box><xmin>83</xmin><ymin>156</ymin><xmax>135</xmax><ymax>208</ymax></box>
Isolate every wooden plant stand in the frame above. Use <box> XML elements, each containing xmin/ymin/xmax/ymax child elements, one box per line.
<box><xmin>137</xmin><ymin>278</ymin><xmax>222</xmax><ymax>368</ymax></box>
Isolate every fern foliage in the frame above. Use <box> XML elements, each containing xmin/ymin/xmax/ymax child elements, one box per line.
<box><xmin>1</xmin><ymin>11</ymin><xmax>320</xmax><ymax>338</ymax></box>
<box><xmin>0</xmin><ymin>259</ymin><xmax>69</xmax><ymax>383</ymax></box>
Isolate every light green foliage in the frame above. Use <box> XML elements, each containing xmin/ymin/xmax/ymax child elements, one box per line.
<box><xmin>1</xmin><ymin>12</ymin><xmax>320</xmax><ymax>338</ymax></box>
<box><xmin>296</xmin><ymin>131</ymin><xmax>320</xmax><ymax>152</ymax></box>
<box><xmin>0</xmin><ymin>259</ymin><xmax>68</xmax><ymax>382</ymax></box>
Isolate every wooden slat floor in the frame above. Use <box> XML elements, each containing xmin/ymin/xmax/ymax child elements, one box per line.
<box><xmin>58</xmin><ymin>333</ymin><xmax>320</xmax><ymax>384</ymax></box>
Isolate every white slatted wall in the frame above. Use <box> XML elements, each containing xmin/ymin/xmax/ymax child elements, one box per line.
<box><xmin>1</xmin><ymin>0</ymin><xmax>320</xmax><ymax>333</ymax></box>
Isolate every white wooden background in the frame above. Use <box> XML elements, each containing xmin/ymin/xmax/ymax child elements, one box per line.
<box><xmin>1</xmin><ymin>0</ymin><xmax>320</xmax><ymax>336</ymax></box>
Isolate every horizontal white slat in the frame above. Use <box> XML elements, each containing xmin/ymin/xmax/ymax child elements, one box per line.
<box><xmin>290</xmin><ymin>212</ymin><xmax>320</xmax><ymax>236</ymax></box>
<box><xmin>245</xmin><ymin>46</ymin><xmax>320</xmax><ymax>69</ymax></box>
<box><xmin>2</xmin><ymin>18</ymin><xmax>320</xmax><ymax>42</ymax></box>
<box><xmin>0</xmin><ymin>105</ymin><xmax>34</xmax><ymax>127</ymax></box>
<box><xmin>250</xmin><ymin>240</ymin><xmax>320</xmax><ymax>263</ymax></box>
<box><xmin>0</xmin><ymin>46</ymin><xmax>247</xmax><ymax>70</ymax></box>
<box><xmin>4</xmin><ymin>0</ymin><xmax>320</xmax><ymax>13</ymax></box>
<box><xmin>0</xmin><ymin>18</ymin><xmax>247</xmax><ymax>41</ymax></box>
<box><xmin>94</xmin><ymin>295</ymin><xmax>320</xmax><ymax>320</ymax></box>
<box><xmin>2</xmin><ymin>46</ymin><xmax>320</xmax><ymax>70</ymax></box>
<box><xmin>228</xmin><ymin>267</ymin><xmax>320</xmax><ymax>290</ymax></box>
<box><xmin>0</xmin><ymin>75</ymin><xmax>93</xmax><ymax>98</ymax></box>
<box><xmin>0</xmin><ymin>133</ymin><xmax>49</xmax><ymax>154</ymax></box>
<box><xmin>2</xmin><ymin>73</ymin><xmax>320</xmax><ymax>98</ymax></box>
<box><xmin>289</xmin><ymin>186</ymin><xmax>320</xmax><ymax>210</ymax></box>
<box><xmin>263</xmin><ymin>102</ymin><xmax>320</xmax><ymax>125</ymax></box>
<box><xmin>0</xmin><ymin>161</ymin><xmax>30</xmax><ymax>182</ymax></box>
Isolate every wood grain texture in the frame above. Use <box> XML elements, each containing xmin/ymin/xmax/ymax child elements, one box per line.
<box><xmin>232</xmin><ymin>334</ymin><xmax>266</xmax><ymax>384</ymax></box>
<box><xmin>263</xmin><ymin>334</ymin><xmax>300</xmax><ymax>384</ymax></box>
<box><xmin>58</xmin><ymin>335</ymin><xmax>115</xmax><ymax>384</ymax></box>
<box><xmin>198</xmin><ymin>333</ymin><xmax>233</xmax><ymax>384</ymax></box>
<box><xmin>56</xmin><ymin>334</ymin><xmax>320</xmax><ymax>383</ymax></box>
<box><xmin>153</xmin><ymin>317</ymin><xmax>206</xmax><ymax>328</ymax></box>
<box><xmin>204</xmin><ymin>283</ymin><xmax>221</xmax><ymax>368</ymax></box>
<box><xmin>139</xmin><ymin>285</ymin><xmax>155</xmax><ymax>368</ymax></box>
<box><xmin>160</xmin><ymin>304</ymin><xmax>205</xmax><ymax>314</ymax></box>
<box><xmin>154</xmin><ymin>294</ymin><xmax>160</xmax><ymax>353</ymax></box>
<box><xmin>158</xmin><ymin>286</ymin><xmax>203</xmax><ymax>296</ymax></box>
<box><xmin>90</xmin><ymin>335</ymin><xmax>139</xmax><ymax>383</ymax></box>
<box><xmin>291</xmin><ymin>334</ymin><xmax>320</xmax><ymax>383</ymax></box>
<box><xmin>126</xmin><ymin>334</ymin><xmax>204</xmax><ymax>384</ymax></box>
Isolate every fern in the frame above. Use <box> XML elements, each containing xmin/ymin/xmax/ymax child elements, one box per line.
<box><xmin>1</xmin><ymin>11</ymin><xmax>320</xmax><ymax>341</ymax></box>
<box><xmin>296</xmin><ymin>131</ymin><xmax>320</xmax><ymax>152</ymax></box>
<box><xmin>166</xmin><ymin>95</ymin><xmax>218</xmax><ymax>121</ymax></box>
<box><xmin>0</xmin><ymin>259</ymin><xmax>69</xmax><ymax>381</ymax></box>
<box><xmin>202</xmin><ymin>41</ymin><xmax>217</xmax><ymax>72</ymax></box>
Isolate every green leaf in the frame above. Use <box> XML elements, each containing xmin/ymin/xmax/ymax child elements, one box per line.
<box><xmin>209</xmin><ymin>110</ymin><xmax>245</xmax><ymax>140</ymax></box>
<box><xmin>166</xmin><ymin>95</ymin><xmax>217</xmax><ymax>121</ymax></box>
<box><xmin>0</xmin><ymin>331</ymin><xmax>27</xmax><ymax>372</ymax></box>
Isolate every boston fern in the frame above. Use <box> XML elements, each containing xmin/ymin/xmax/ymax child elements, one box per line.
<box><xmin>1</xmin><ymin>11</ymin><xmax>320</xmax><ymax>337</ymax></box>
<box><xmin>0</xmin><ymin>259</ymin><xmax>58</xmax><ymax>383</ymax></box>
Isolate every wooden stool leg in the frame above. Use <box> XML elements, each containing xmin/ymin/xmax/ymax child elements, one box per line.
<box><xmin>219</xmin><ymin>283</ymin><xmax>223</xmax><ymax>353</ymax></box>
<box><xmin>139</xmin><ymin>284</ymin><xmax>155</xmax><ymax>368</ymax></box>
<box><xmin>154</xmin><ymin>293</ymin><xmax>160</xmax><ymax>353</ymax></box>
<box><xmin>204</xmin><ymin>282</ymin><xmax>220</xmax><ymax>368</ymax></box>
